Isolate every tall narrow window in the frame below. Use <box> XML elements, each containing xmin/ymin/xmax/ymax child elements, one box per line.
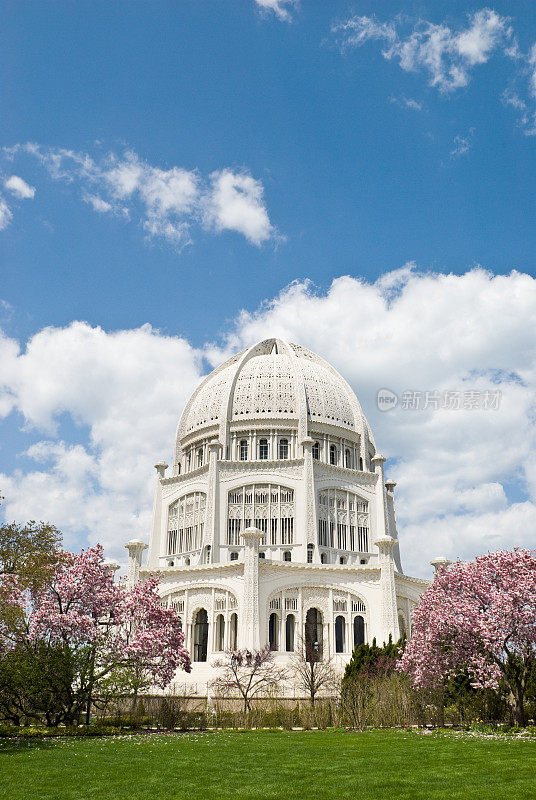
<box><xmin>353</xmin><ymin>615</ymin><xmax>365</xmax><ymax>647</ymax></box>
<box><xmin>259</xmin><ymin>438</ymin><xmax>269</xmax><ymax>460</ymax></box>
<box><xmin>345</xmin><ymin>449</ymin><xmax>352</xmax><ymax>468</ymax></box>
<box><xmin>230</xmin><ymin>612</ymin><xmax>238</xmax><ymax>650</ymax></box>
<box><xmin>205</xmin><ymin>545</ymin><xmax>211</xmax><ymax>564</ymax></box>
<box><xmin>239</xmin><ymin>440</ymin><xmax>248</xmax><ymax>461</ymax></box>
<box><xmin>285</xmin><ymin>614</ymin><xmax>295</xmax><ymax>652</ymax></box>
<box><xmin>312</xmin><ymin>441</ymin><xmax>320</xmax><ymax>460</ymax></box>
<box><xmin>320</xmin><ymin>552</ymin><xmax>327</xmax><ymax>564</ymax></box>
<box><xmin>269</xmin><ymin>613</ymin><xmax>278</xmax><ymax>650</ymax></box>
<box><xmin>193</xmin><ymin>609</ymin><xmax>208</xmax><ymax>662</ymax></box>
<box><xmin>359</xmin><ymin>456</ymin><xmax>364</xmax><ymax>471</ymax></box>
<box><xmin>279</xmin><ymin>438</ymin><xmax>289</xmax><ymax>460</ymax></box>
<box><xmin>216</xmin><ymin>614</ymin><xmax>225</xmax><ymax>651</ymax></box>
<box><xmin>335</xmin><ymin>615</ymin><xmax>345</xmax><ymax>653</ymax></box>
<box><xmin>307</xmin><ymin>543</ymin><xmax>314</xmax><ymax>563</ymax></box>
<box><xmin>329</xmin><ymin>445</ymin><xmax>337</xmax><ymax>465</ymax></box>
<box><xmin>197</xmin><ymin>448</ymin><xmax>204</xmax><ymax>468</ymax></box>
<box><xmin>305</xmin><ymin>608</ymin><xmax>323</xmax><ymax>662</ymax></box>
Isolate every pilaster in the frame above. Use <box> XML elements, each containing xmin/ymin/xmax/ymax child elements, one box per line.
<box><xmin>240</xmin><ymin>526</ymin><xmax>263</xmax><ymax>650</ymax></box>
<box><xmin>376</xmin><ymin>535</ymin><xmax>400</xmax><ymax>644</ymax></box>
<box><xmin>301</xmin><ymin>436</ymin><xmax>317</xmax><ymax>551</ymax></box>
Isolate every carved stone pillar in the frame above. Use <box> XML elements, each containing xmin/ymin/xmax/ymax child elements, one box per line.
<box><xmin>301</xmin><ymin>436</ymin><xmax>317</xmax><ymax>549</ymax></box>
<box><xmin>240</xmin><ymin>526</ymin><xmax>263</xmax><ymax>650</ymax></box>
<box><xmin>376</xmin><ymin>535</ymin><xmax>399</xmax><ymax>644</ymax></box>
<box><xmin>203</xmin><ymin>441</ymin><xmax>222</xmax><ymax>559</ymax></box>
<box><xmin>124</xmin><ymin>539</ymin><xmax>148</xmax><ymax>587</ymax></box>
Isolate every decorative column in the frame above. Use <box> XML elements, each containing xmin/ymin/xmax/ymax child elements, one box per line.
<box><xmin>376</xmin><ymin>535</ymin><xmax>400</xmax><ymax>644</ymax></box>
<box><xmin>371</xmin><ymin>454</ymin><xmax>387</xmax><ymax>539</ymax></box>
<box><xmin>240</xmin><ymin>526</ymin><xmax>264</xmax><ymax>650</ymax></box>
<box><xmin>102</xmin><ymin>559</ymin><xmax>120</xmax><ymax>577</ymax></box>
<box><xmin>124</xmin><ymin>539</ymin><xmax>148</xmax><ymax>587</ymax></box>
<box><xmin>203</xmin><ymin>441</ymin><xmax>222</xmax><ymax>559</ymax></box>
<box><xmin>301</xmin><ymin>436</ymin><xmax>317</xmax><ymax>552</ymax></box>
<box><xmin>430</xmin><ymin>556</ymin><xmax>452</xmax><ymax>573</ymax></box>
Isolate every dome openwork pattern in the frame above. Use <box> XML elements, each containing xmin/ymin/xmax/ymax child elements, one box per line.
<box><xmin>177</xmin><ymin>338</ymin><xmax>373</xmax><ymax>447</ymax></box>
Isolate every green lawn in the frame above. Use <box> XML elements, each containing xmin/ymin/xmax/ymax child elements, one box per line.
<box><xmin>1</xmin><ymin>729</ymin><xmax>536</xmax><ymax>800</ymax></box>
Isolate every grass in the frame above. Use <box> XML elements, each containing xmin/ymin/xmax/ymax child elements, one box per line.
<box><xmin>1</xmin><ymin>729</ymin><xmax>536</xmax><ymax>800</ymax></box>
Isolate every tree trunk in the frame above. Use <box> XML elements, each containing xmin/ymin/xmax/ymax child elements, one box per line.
<box><xmin>509</xmin><ymin>685</ymin><xmax>525</xmax><ymax>727</ymax></box>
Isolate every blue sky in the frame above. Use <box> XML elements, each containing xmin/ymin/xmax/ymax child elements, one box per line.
<box><xmin>1</xmin><ymin>1</ymin><xmax>535</xmax><ymax>575</ymax></box>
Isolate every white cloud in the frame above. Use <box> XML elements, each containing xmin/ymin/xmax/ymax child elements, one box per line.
<box><xmin>333</xmin><ymin>15</ymin><xmax>397</xmax><ymax>49</ymax></box>
<box><xmin>333</xmin><ymin>8</ymin><xmax>536</xmax><ymax>135</ymax></box>
<box><xmin>0</xmin><ymin>322</ymin><xmax>204</xmax><ymax>558</ymax></box>
<box><xmin>451</xmin><ymin>127</ymin><xmax>475</xmax><ymax>156</ymax></box>
<box><xmin>389</xmin><ymin>95</ymin><xmax>423</xmax><ymax>111</ymax></box>
<box><xmin>0</xmin><ymin>197</ymin><xmax>12</xmax><ymax>230</ymax></box>
<box><xmin>83</xmin><ymin>194</ymin><xmax>114</xmax><ymax>214</ymax></box>
<box><xmin>254</xmin><ymin>0</ymin><xmax>297</xmax><ymax>22</ymax></box>
<box><xmin>203</xmin><ymin>169</ymin><xmax>274</xmax><ymax>245</ymax></box>
<box><xmin>335</xmin><ymin>9</ymin><xmax>512</xmax><ymax>94</ymax></box>
<box><xmin>2</xmin><ymin>268</ymin><xmax>536</xmax><ymax>575</ymax></box>
<box><xmin>3</xmin><ymin>145</ymin><xmax>277</xmax><ymax>248</ymax></box>
<box><xmin>4</xmin><ymin>175</ymin><xmax>35</xmax><ymax>199</ymax></box>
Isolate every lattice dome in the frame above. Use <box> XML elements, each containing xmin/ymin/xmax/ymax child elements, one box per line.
<box><xmin>176</xmin><ymin>339</ymin><xmax>374</xmax><ymax>447</ymax></box>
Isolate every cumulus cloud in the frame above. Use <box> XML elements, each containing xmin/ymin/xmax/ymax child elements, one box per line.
<box><xmin>2</xmin><ymin>268</ymin><xmax>536</xmax><ymax>575</ymax></box>
<box><xmin>0</xmin><ymin>322</ymin><xmax>204</xmax><ymax>558</ymax></box>
<box><xmin>4</xmin><ymin>175</ymin><xmax>35</xmax><ymax>199</ymax></box>
<box><xmin>2</xmin><ymin>145</ymin><xmax>277</xmax><ymax>248</ymax></box>
<box><xmin>203</xmin><ymin>169</ymin><xmax>274</xmax><ymax>245</ymax></box>
<box><xmin>254</xmin><ymin>0</ymin><xmax>298</xmax><ymax>22</ymax></box>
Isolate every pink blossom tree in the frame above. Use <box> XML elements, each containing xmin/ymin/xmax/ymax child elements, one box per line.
<box><xmin>399</xmin><ymin>549</ymin><xmax>536</xmax><ymax>726</ymax></box>
<box><xmin>0</xmin><ymin>544</ymin><xmax>190</xmax><ymax>725</ymax></box>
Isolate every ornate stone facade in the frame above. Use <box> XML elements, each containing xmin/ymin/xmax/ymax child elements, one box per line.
<box><xmin>127</xmin><ymin>338</ymin><xmax>428</xmax><ymax>693</ymax></box>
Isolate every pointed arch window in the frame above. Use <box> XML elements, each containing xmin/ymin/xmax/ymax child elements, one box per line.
<box><xmin>353</xmin><ymin>615</ymin><xmax>365</xmax><ymax>647</ymax></box>
<box><xmin>216</xmin><ymin>614</ymin><xmax>225</xmax><ymax>651</ymax></box>
<box><xmin>269</xmin><ymin>613</ymin><xmax>278</xmax><ymax>650</ymax></box>
<box><xmin>193</xmin><ymin>609</ymin><xmax>208</xmax><ymax>662</ymax></box>
<box><xmin>335</xmin><ymin>615</ymin><xmax>345</xmax><ymax>653</ymax></box>
<box><xmin>230</xmin><ymin>612</ymin><xmax>238</xmax><ymax>650</ymax></box>
<box><xmin>329</xmin><ymin>445</ymin><xmax>338</xmax><ymax>465</ymax></box>
<box><xmin>239</xmin><ymin>440</ymin><xmax>248</xmax><ymax>461</ymax></box>
<box><xmin>345</xmin><ymin>449</ymin><xmax>352</xmax><ymax>468</ymax></box>
<box><xmin>307</xmin><ymin>543</ymin><xmax>314</xmax><ymax>563</ymax></box>
<box><xmin>279</xmin><ymin>438</ymin><xmax>289</xmax><ymax>460</ymax></box>
<box><xmin>305</xmin><ymin>608</ymin><xmax>323</xmax><ymax>662</ymax></box>
<box><xmin>285</xmin><ymin>614</ymin><xmax>295</xmax><ymax>652</ymax></box>
<box><xmin>312</xmin><ymin>441</ymin><xmax>320</xmax><ymax>460</ymax></box>
<box><xmin>259</xmin><ymin>438</ymin><xmax>269</xmax><ymax>460</ymax></box>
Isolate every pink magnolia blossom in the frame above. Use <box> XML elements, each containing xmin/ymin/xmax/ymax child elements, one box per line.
<box><xmin>1</xmin><ymin>544</ymin><xmax>190</xmax><ymax>689</ymax></box>
<box><xmin>399</xmin><ymin>549</ymin><xmax>536</xmax><ymax>725</ymax></box>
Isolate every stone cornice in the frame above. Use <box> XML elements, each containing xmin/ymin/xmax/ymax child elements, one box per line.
<box><xmin>313</xmin><ymin>462</ymin><xmax>378</xmax><ymax>484</ymax></box>
<box><xmin>160</xmin><ymin>464</ymin><xmax>209</xmax><ymax>486</ymax></box>
<box><xmin>394</xmin><ymin>571</ymin><xmax>430</xmax><ymax>586</ymax></box>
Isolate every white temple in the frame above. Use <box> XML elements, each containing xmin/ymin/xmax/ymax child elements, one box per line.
<box><xmin>125</xmin><ymin>338</ymin><xmax>427</xmax><ymax>691</ymax></box>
